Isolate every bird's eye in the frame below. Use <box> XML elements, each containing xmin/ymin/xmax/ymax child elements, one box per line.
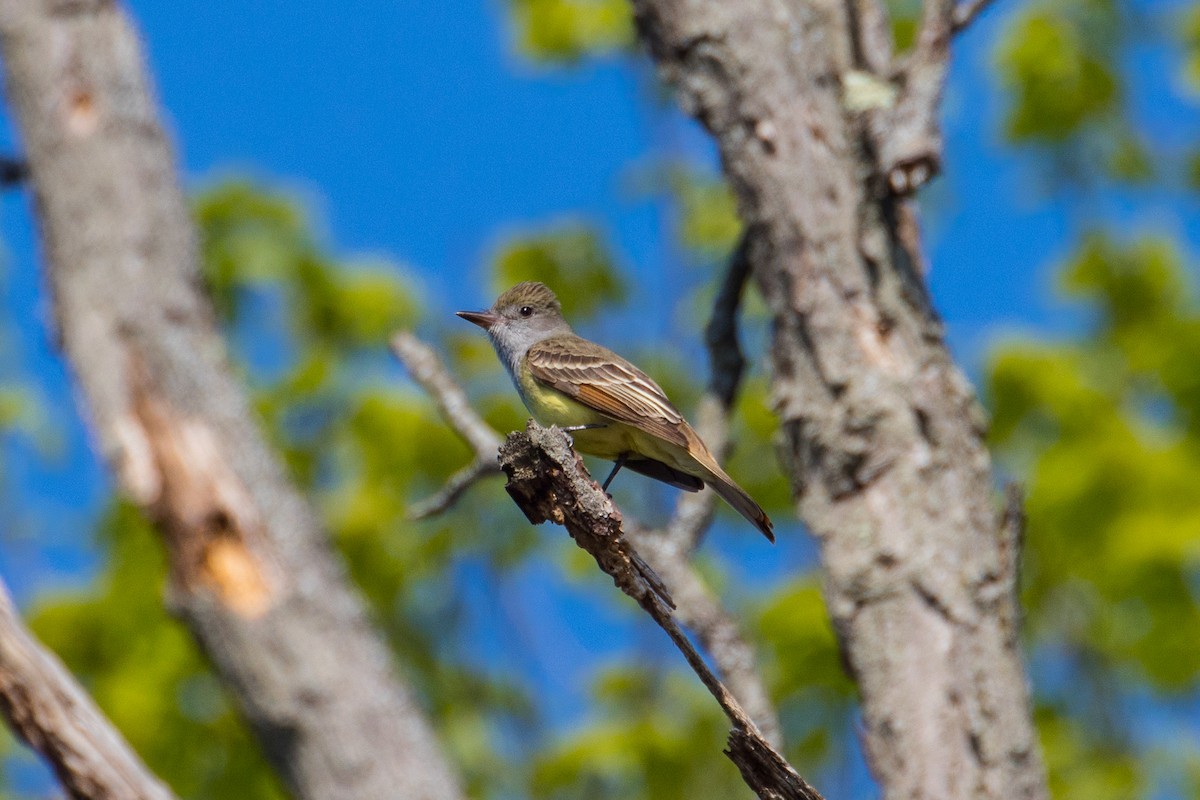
<box><xmin>519</xmin><ymin>306</ymin><xmax>533</xmax><ymax>317</ymax></box>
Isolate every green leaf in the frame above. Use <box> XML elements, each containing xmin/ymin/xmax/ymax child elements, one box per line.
<box><xmin>997</xmin><ymin>10</ymin><xmax>1119</xmax><ymax>142</ymax></box>
<box><xmin>507</xmin><ymin>0</ymin><xmax>634</xmax><ymax>63</ymax></box>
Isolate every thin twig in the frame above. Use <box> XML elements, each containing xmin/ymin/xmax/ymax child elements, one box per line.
<box><xmin>705</xmin><ymin>231</ymin><xmax>752</xmax><ymax>409</ymax></box>
<box><xmin>0</xmin><ymin>578</ymin><xmax>178</xmax><ymax>800</ymax></box>
<box><xmin>391</xmin><ymin>332</ymin><xmax>503</xmax><ymax>456</ymax></box>
<box><xmin>951</xmin><ymin>0</ymin><xmax>997</xmax><ymax>33</ymax></box>
<box><xmin>627</xmin><ymin>522</ymin><xmax>783</xmax><ymax>747</ymax></box>
<box><xmin>407</xmin><ymin>459</ymin><xmax>498</xmax><ymax>520</ymax></box>
<box><xmin>665</xmin><ymin>234</ymin><xmax>757</xmax><ymax>554</ymax></box>
<box><xmin>390</xmin><ymin>332</ymin><xmax>503</xmax><ymax>517</ymax></box>
<box><xmin>500</xmin><ymin>423</ymin><xmax>823</xmax><ymax>800</ymax></box>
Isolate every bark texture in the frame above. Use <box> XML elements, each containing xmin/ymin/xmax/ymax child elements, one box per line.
<box><xmin>500</xmin><ymin>422</ymin><xmax>823</xmax><ymax>800</ymax></box>
<box><xmin>0</xmin><ymin>3</ymin><xmax>463</xmax><ymax>799</ymax></box>
<box><xmin>631</xmin><ymin>2</ymin><xmax>1047</xmax><ymax>798</ymax></box>
<box><xmin>0</xmin><ymin>579</ymin><xmax>177</xmax><ymax>800</ymax></box>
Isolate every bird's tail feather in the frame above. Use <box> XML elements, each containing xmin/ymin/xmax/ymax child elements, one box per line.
<box><xmin>702</xmin><ymin>464</ymin><xmax>775</xmax><ymax>543</ymax></box>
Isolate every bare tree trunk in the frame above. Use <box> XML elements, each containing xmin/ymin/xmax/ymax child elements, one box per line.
<box><xmin>631</xmin><ymin>1</ymin><xmax>1048</xmax><ymax>798</ymax></box>
<box><xmin>0</xmin><ymin>577</ymin><xmax>178</xmax><ymax>800</ymax></box>
<box><xmin>0</xmin><ymin>3</ymin><xmax>464</xmax><ymax>799</ymax></box>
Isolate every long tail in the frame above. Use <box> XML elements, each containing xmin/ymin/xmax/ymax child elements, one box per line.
<box><xmin>702</xmin><ymin>462</ymin><xmax>775</xmax><ymax>543</ymax></box>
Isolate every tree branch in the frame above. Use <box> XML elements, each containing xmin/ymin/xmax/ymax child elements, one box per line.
<box><xmin>390</xmin><ymin>333</ymin><xmax>503</xmax><ymax>458</ymax></box>
<box><xmin>0</xmin><ymin>4</ymin><xmax>464</xmax><ymax>798</ymax></box>
<box><xmin>705</xmin><ymin>232</ymin><xmax>752</xmax><ymax>409</ymax></box>
<box><xmin>951</xmin><ymin>0</ymin><xmax>998</xmax><ymax>33</ymax></box>
<box><xmin>390</xmin><ymin>332</ymin><xmax>502</xmax><ymax>518</ymax></box>
<box><xmin>626</xmin><ymin>522</ymin><xmax>783</xmax><ymax>748</ymax></box>
<box><xmin>630</xmin><ymin>239</ymin><xmax>784</xmax><ymax>746</ymax></box>
<box><xmin>875</xmin><ymin>0</ymin><xmax>956</xmax><ymax>194</ymax></box>
<box><xmin>661</xmin><ymin>234</ymin><xmax>755</xmax><ymax>556</ymax></box>
<box><xmin>500</xmin><ymin>423</ymin><xmax>823</xmax><ymax>800</ymax></box>
<box><xmin>0</xmin><ymin>577</ymin><xmax>178</xmax><ymax>800</ymax></box>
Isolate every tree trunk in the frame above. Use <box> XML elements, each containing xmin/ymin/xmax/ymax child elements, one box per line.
<box><xmin>0</xmin><ymin>3</ymin><xmax>464</xmax><ymax>799</ymax></box>
<box><xmin>631</xmin><ymin>1</ymin><xmax>1048</xmax><ymax>798</ymax></box>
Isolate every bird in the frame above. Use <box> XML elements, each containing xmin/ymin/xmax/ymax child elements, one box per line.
<box><xmin>457</xmin><ymin>281</ymin><xmax>774</xmax><ymax>542</ymax></box>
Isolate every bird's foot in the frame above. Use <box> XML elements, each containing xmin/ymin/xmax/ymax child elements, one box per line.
<box><xmin>560</xmin><ymin>423</ymin><xmax>608</xmax><ymax>433</ymax></box>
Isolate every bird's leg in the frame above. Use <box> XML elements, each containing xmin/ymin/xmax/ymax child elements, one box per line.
<box><xmin>601</xmin><ymin>453</ymin><xmax>628</xmax><ymax>492</ymax></box>
<box><xmin>560</xmin><ymin>423</ymin><xmax>608</xmax><ymax>433</ymax></box>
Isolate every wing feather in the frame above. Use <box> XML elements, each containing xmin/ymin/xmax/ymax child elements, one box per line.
<box><xmin>526</xmin><ymin>337</ymin><xmax>691</xmax><ymax>449</ymax></box>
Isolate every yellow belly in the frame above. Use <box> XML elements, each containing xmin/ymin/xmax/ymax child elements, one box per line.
<box><xmin>517</xmin><ymin>367</ymin><xmax>639</xmax><ymax>460</ymax></box>
<box><xmin>515</xmin><ymin>367</ymin><xmax>704</xmax><ymax>473</ymax></box>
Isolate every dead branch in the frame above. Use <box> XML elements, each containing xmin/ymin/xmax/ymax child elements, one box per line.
<box><xmin>0</xmin><ymin>156</ymin><xmax>26</xmax><ymax>188</ymax></box>
<box><xmin>0</xmin><ymin>577</ymin><xmax>178</xmax><ymax>800</ymax></box>
<box><xmin>632</xmin><ymin>239</ymin><xmax>784</xmax><ymax>746</ymax></box>
<box><xmin>499</xmin><ymin>422</ymin><xmax>823</xmax><ymax>800</ymax></box>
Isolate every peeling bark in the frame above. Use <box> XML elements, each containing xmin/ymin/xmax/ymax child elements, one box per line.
<box><xmin>631</xmin><ymin>1</ymin><xmax>1048</xmax><ymax>798</ymax></box>
<box><xmin>0</xmin><ymin>3</ymin><xmax>463</xmax><ymax>799</ymax></box>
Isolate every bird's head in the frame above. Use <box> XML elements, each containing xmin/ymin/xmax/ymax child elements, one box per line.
<box><xmin>457</xmin><ymin>282</ymin><xmax>572</xmax><ymax>353</ymax></box>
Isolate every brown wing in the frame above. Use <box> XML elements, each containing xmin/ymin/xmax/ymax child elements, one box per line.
<box><xmin>526</xmin><ymin>336</ymin><xmax>691</xmax><ymax>449</ymax></box>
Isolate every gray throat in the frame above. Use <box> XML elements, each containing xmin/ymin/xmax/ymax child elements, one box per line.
<box><xmin>487</xmin><ymin>317</ymin><xmax>572</xmax><ymax>385</ymax></box>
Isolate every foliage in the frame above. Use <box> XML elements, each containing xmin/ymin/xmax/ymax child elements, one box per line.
<box><xmin>988</xmin><ymin>0</ymin><xmax>1200</xmax><ymax>794</ymax></box>
<box><xmin>30</xmin><ymin>503</ymin><xmax>285</xmax><ymax>799</ymax></box>
<box><xmin>989</xmin><ymin>235</ymin><xmax>1200</xmax><ymax>794</ymax></box>
<box><xmin>997</xmin><ymin>7</ymin><xmax>1119</xmax><ymax>143</ymax></box>
<box><xmin>490</xmin><ymin>222</ymin><xmax>627</xmax><ymax>319</ymax></box>
<box><xmin>506</xmin><ymin>0</ymin><xmax>633</xmax><ymax>62</ymax></box>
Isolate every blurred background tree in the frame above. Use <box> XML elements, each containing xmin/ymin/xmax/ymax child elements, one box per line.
<box><xmin>0</xmin><ymin>0</ymin><xmax>1196</xmax><ymax>798</ymax></box>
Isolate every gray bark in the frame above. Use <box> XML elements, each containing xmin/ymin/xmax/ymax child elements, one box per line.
<box><xmin>0</xmin><ymin>3</ymin><xmax>464</xmax><ymax>799</ymax></box>
<box><xmin>631</xmin><ymin>1</ymin><xmax>1048</xmax><ymax>798</ymax></box>
<box><xmin>500</xmin><ymin>422</ymin><xmax>823</xmax><ymax>800</ymax></box>
<box><xmin>0</xmin><ymin>578</ymin><xmax>177</xmax><ymax>800</ymax></box>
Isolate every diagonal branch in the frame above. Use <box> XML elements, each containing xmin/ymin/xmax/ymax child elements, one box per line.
<box><xmin>952</xmin><ymin>0</ymin><xmax>999</xmax><ymax>33</ymax></box>
<box><xmin>626</xmin><ymin>522</ymin><xmax>783</xmax><ymax>748</ymax></box>
<box><xmin>500</xmin><ymin>423</ymin><xmax>822</xmax><ymax>800</ymax></box>
<box><xmin>663</xmin><ymin>230</ymin><xmax>756</xmax><ymax>555</ymax></box>
<box><xmin>0</xmin><ymin>577</ymin><xmax>178</xmax><ymax>800</ymax></box>
<box><xmin>390</xmin><ymin>332</ymin><xmax>503</xmax><ymax>518</ymax></box>
<box><xmin>390</xmin><ymin>333</ymin><xmax>503</xmax><ymax>457</ymax></box>
<box><xmin>628</xmin><ymin>237</ymin><xmax>784</xmax><ymax>746</ymax></box>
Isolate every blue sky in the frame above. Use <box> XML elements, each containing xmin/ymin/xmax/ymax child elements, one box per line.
<box><xmin>0</xmin><ymin>0</ymin><xmax>1198</xmax><ymax>793</ymax></box>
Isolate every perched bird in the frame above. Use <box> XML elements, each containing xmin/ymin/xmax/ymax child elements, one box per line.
<box><xmin>458</xmin><ymin>281</ymin><xmax>774</xmax><ymax>542</ymax></box>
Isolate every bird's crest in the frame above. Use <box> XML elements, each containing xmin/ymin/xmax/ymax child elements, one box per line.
<box><xmin>494</xmin><ymin>281</ymin><xmax>562</xmax><ymax>315</ymax></box>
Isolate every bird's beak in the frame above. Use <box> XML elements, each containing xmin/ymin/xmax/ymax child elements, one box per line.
<box><xmin>456</xmin><ymin>309</ymin><xmax>500</xmax><ymax>329</ymax></box>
